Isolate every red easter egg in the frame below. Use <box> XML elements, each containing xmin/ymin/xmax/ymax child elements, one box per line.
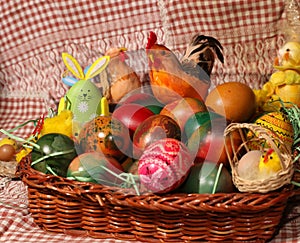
<box><xmin>187</xmin><ymin>117</ymin><xmax>241</xmax><ymax>167</ymax></box>
<box><xmin>138</xmin><ymin>138</ymin><xmax>193</xmax><ymax>193</ymax></box>
<box><xmin>78</xmin><ymin>115</ymin><xmax>130</xmax><ymax>161</ymax></box>
<box><xmin>133</xmin><ymin>114</ymin><xmax>181</xmax><ymax>159</ymax></box>
<box><xmin>160</xmin><ymin>97</ymin><xmax>207</xmax><ymax>132</ymax></box>
<box><xmin>122</xmin><ymin>91</ymin><xmax>164</xmax><ymax>114</ymax></box>
<box><xmin>112</xmin><ymin>103</ymin><xmax>155</xmax><ymax>138</ymax></box>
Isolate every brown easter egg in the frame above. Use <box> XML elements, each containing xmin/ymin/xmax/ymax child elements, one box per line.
<box><xmin>0</xmin><ymin>144</ymin><xmax>15</xmax><ymax>161</ymax></box>
<box><xmin>205</xmin><ymin>82</ymin><xmax>256</xmax><ymax>122</ymax></box>
<box><xmin>132</xmin><ymin>114</ymin><xmax>181</xmax><ymax>159</ymax></box>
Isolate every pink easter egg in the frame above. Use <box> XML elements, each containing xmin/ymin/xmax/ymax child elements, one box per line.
<box><xmin>138</xmin><ymin>138</ymin><xmax>193</xmax><ymax>193</ymax></box>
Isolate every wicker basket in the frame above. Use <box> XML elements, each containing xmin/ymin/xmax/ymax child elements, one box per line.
<box><xmin>224</xmin><ymin>123</ymin><xmax>295</xmax><ymax>193</ymax></box>
<box><xmin>17</xmin><ymin>154</ymin><xmax>297</xmax><ymax>242</ymax></box>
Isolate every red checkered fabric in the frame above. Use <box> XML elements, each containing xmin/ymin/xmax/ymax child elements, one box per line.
<box><xmin>160</xmin><ymin>0</ymin><xmax>287</xmax><ymax>88</ymax></box>
<box><xmin>0</xmin><ymin>0</ymin><xmax>163</xmax><ymax>139</ymax></box>
<box><xmin>1</xmin><ymin>0</ymin><xmax>293</xmax><ymax>139</ymax></box>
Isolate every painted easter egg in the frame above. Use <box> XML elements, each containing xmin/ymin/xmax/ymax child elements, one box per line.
<box><xmin>178</xmin><ymin>161</ymin><xmax>234</xmax><ymax>194</ymax></box>
<box><xmin>31</xmin><ymin>133</ymin><xmax>77</xmax><ymax>177</ymax></box>
<box><xmin>184</xmin><ymin>111</ymin><xmax>222</xmax><ymax>139</ymax></box>
<box><xmin>138</xmin><ymin>138</ymin><xmax>193</xmax><ymax>193</ymax></box>
<box><xmin>122</xmin><ymin>91</ymin><xmax>164</xmax><ymax>114</ymax></box>
<box><xmin>67</xmin><ymin>152</ymin><xmax>124</xmax><ymax>186</ymax></box>
<box><xmin>187</xmin><ymin>117</ymin><xmax>240</xmax><ymax>167</ymax></box>
<box><xmin>78</xmin><ymin>115</ymin><xmax>130</xmax><ymax>161</ymax></box>
<box><xmin>132</xmin><ymin>114</ymin><xmax>181</xmax><ymax>159</ymax></box>
<box><xmin>160</xmin><ymin>97</ymin><xmax>207</xmax><ymax>132</ymax></box>
<box><xmin>251</xmin><ymin>111</ymin><xmax>294</xmax><ymax>149</ymax></box>
<box><xmin>112</xmin><ymin>103</ymin><xmax>155</xmax><ymax>138</ymax></box>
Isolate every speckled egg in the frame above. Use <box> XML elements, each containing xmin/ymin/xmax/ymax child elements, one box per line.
<box><xmin>138</xmin><ymin>138</ymin><xmax>193</xmax><ymax>193</ymax></box>
<box><xmin>78</xmin><ymin>115</ymin><xmax>130</xmax><ymax>161</ymax></box>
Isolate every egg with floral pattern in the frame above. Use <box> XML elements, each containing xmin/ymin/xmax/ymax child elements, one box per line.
<box><xmin>138</xmin><ymin>138</ymin><xmax>193</xmax><ymax>193</ymax></box>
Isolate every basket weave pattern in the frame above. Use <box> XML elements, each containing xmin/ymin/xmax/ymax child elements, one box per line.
<box><xmin>17</xmin><ymin>155</ymin><xmax>295</xmax><ymax>242</ymax></box>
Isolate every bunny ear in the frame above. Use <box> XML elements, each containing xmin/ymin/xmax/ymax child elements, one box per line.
<box><xmin>62</xmin><ymin>76</ymin><xmax>78</xmax><ymax>86</ymax></box>
<box><xmin>84</xmin><ymin>65</ymin><xmax>91</xmax><ymax>75</ymax></box>
<box><xmin>62</xmin><ymin>53</ymin><xmax>85</xmax><ymax>80</ymax></box>
<box><xmin>85</xmin><ymin>56</ymin><xmax>110</xmax><ymax>80</ymax></box>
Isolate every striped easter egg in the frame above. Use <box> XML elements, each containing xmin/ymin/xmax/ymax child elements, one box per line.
<box><xmin>249</xmin><ymin>111</ymin><xmax>294</xmax><ymax>150</ymax></box>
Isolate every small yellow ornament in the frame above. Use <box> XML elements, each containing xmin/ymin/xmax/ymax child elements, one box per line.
<box><xmin>0</xmin><ymin>137</ymin><xmax>18</xmax><ymax>149</ymax></box>
<box><xmin>40</xmin><ymin>110</ymin><xmax>74</xmax><ymax>138</ymax></box>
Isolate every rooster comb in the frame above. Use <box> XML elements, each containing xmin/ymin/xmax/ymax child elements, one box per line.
<box><xmin>146</xmin><ymin>31</ymin><xmax>157</xmax><ymax>49</ymax></box>
<box><xmin>264</xmin><ymin>148</ymin><xmax>275</xmax><ymax>162</ymax></box>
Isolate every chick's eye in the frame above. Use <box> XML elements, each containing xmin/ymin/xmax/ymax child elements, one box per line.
<box><xmin>286</xmin><ymin>48</ymin><xmax>290</xmax><ymax>52</ymax></box>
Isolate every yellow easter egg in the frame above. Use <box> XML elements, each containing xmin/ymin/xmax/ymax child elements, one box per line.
<box><xmin>251</xmin><ymin>111</ymin><xmax>294</xmax><ymax>149</ymax></box>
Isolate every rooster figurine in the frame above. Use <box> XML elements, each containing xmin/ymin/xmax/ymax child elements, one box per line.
<box><xmin>146</xmin><ymin>32</ymin><xmax>224</xmax><ymax>104</ymax></box>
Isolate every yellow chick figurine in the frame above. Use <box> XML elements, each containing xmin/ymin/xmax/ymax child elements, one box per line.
<box><xmin>258</xmin><ymin>148</ymin><xmax>282</xmax><ymax>179</ymax></box>
<box><xmin>254</xmin><ymin>41</ymin><xmax>300</xmax><ymax>111</ymax></box>
<box><xmin>40</xmin><ymin>110</ymin><xmax>74</xmax><ymax>138</ymax></box>
<box><xmin>274</xmin><ymin>41</ymin><xmax>300</xmax><ymax>68</ymax></box>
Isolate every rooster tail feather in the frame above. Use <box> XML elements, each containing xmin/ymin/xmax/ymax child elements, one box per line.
<box><xmin>182</xmin><ymin>35</ymin><xmax>224</xmax><ymax>75</ymax></box>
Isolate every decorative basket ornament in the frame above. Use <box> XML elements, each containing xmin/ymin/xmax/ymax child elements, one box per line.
<box><xmin>224</xmin><ymin>122</ymin><xmax>294</xmax><ymax>193</ymax></box>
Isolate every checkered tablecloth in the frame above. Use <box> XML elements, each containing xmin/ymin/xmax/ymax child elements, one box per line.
<box><xmin>0</xmin><ymin>0</ymin><xmax>297</xmax><ymax>139</ymax></box>
<box><xmin>0</xmin><ymin>177</ymin><xmax>299</xmax><ymax>243</ymax></box>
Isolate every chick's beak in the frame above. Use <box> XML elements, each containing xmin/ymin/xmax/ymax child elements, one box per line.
<box><xmin>283</xmin><ymin>52</ymin><xmax>290</xmax><ymax>61</ymax></box>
